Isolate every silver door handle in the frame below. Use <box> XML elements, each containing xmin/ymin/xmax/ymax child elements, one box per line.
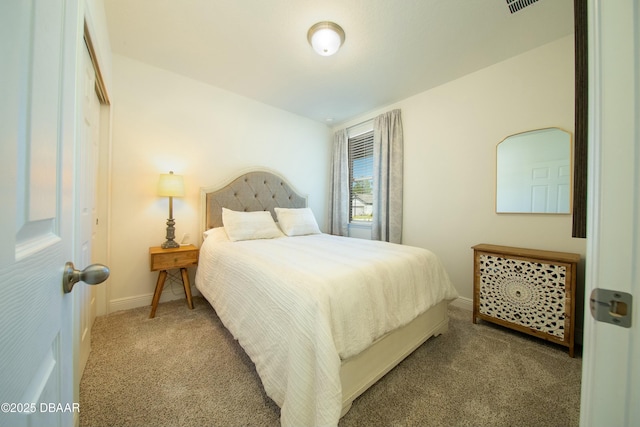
<box><xmin>62</xmin><ymin>262</ymin><xmax>110</xmax><ymax>293</ymax></box>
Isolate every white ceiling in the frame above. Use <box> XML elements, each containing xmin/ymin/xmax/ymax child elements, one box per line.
<box><xmin>103</xmin><ymin>0</ymin><xmax>574</xmax><ymax>126</ymax></box>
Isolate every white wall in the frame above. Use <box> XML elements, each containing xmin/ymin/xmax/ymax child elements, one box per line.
<box><xmin>336</xmin><ymin>35</ymin><xmax>587</xmax><ymax>311</ymax></box>
<box><xmin>108</xmin><ymin>54</ymin><xmax>331</xmax><ymax>311</ymax></box>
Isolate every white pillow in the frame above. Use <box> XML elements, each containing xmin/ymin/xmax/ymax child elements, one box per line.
<box><xmin>221</xmin><ymin>208</ymin><xmax>284</xmax><ymax>242</ymax></box>
<box><xmin>202</xmin><ymin>227</ymin><xmax>230</xmax><ymax>242</ymax></box>
<box><xmin>274</xmin><ymin>207</ymin><xmax>321</xmax><ymax>236</ymax></box>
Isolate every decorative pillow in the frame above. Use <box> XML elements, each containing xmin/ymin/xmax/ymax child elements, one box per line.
<box><xmin>221</xmin><ymin>208</ymin><xmax>284</xmax><ymax>241</ymax></box>
<box><xmin>202</xmin><ymin>227</ymin><xmax>230</xmax><ymax>242</ymax></box>
<box><xmin>274</xmin><ymin>207</ymin><xmax>321</xmax><ymax>236</ymax></box>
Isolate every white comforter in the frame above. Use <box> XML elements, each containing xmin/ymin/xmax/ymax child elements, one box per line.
<box><xmin>195</xmin><ymin>232</ymin><xmax>458</xmax><ymax>427</ymax></box>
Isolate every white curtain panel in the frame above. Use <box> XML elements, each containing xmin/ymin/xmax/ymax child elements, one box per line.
<box><xmin>373</xmin><ymin>109</ymin><xmax>404</xmax><ymax>243</ymax></box>
<box><xmin>329</xmin><ymin>129</ymin><xmax>349</xmax><ymax>236</ymax></box>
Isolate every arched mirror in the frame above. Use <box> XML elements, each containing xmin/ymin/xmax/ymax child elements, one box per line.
<box><xmin>496</xmin><ymin>128</ymin><xmax>572</xmax><ymax>214</ymax></box>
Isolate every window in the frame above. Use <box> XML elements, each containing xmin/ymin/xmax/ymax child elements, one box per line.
<box><xmin>348</xmin><ymin>130</ymin><xmax>374</xmax><ymax>222</ymax></box>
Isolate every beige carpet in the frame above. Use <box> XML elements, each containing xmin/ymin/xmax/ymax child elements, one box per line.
<box><xmin>80</xmin><ymin>297</ymin><xmax>582</xmax><ymax>427</ymax></box>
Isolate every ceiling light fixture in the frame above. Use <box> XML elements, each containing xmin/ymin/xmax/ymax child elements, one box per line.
<box><xmin>307</xmin><ymin>21</ymin><xmax>345</xmax><ymax>56</ymax></box>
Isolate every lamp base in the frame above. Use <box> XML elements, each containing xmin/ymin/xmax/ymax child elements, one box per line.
<box><xmin>162</xmin><ymin>216</ymin><xmax>180</xmax><ymax>249</ymax></box>
<box><xmin>161</xmin><ymin>239</ymin><xmax>180</xmax><ymax>249</ymax></box>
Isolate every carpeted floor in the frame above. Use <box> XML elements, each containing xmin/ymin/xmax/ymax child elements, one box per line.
<box><xmin>80</xmin><ymin>297</ymin><xmax>582</xmax><ymax>427</ymax></box>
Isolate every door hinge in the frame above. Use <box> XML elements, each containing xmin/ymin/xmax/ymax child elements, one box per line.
<box><xmin>590</xmin><ymin>288</ymin><xmax>632</xmax><ymax>328</ymax></box>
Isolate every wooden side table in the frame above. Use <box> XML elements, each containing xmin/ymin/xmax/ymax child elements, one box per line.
<box><xmin>149</xmin><ymin>244</ymin><xmax>199</xmax><ymax>318</ymax></box>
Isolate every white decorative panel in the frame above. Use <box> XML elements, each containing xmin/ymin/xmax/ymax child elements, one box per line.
<box><xmin>478</xmin><ymin>254</ymin><xmax>568</xmax><ymax>338</ymax></box>
<box><xmin>15</xmin><ymin>0</ymin><xmax>65</xmax><ymax>260</ymax></box>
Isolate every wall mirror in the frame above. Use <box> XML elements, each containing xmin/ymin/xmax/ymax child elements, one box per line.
<box><xmin>496</xmin><ymin>128</ymin><xmax>572</xmax><ymax>214</ymax></box>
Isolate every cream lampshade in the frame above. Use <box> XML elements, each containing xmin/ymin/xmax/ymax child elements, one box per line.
<box><xmin>158</xmin><ymin>171</ymin><xmax>185</xmax><ymax>249</ymax></box>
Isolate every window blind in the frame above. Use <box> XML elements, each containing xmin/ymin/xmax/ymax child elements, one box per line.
<box><xmin>348</xmin><ymin>130</ymin><xmax>374</xmax><ymax>222</ymax></box>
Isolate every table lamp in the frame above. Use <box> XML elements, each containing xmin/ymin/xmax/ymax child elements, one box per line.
<box><xmin>157</xmin><ymin>171</ymin><xmax>185</xmax><ymax>249</ymax></box>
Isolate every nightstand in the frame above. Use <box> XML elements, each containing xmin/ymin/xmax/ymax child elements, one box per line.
<box><xmin>149</xmin><ymin>244</ymin><xmax>199</xmax><ymax>318</ymax></box>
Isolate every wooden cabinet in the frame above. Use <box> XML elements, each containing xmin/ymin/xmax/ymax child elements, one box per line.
<box><xmin>149</xmin><ymin>244</ymin><xmax>199</xmax><ymax>318</ymax></box>
<box><xmin>472</xmin><ymin>244</ymin><xmax>580</xmax><ymax>357</ymax></box>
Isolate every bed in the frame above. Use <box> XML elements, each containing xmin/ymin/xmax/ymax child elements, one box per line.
<box><xmin>195</xmin><ymin>169</ymin><xmax>458</xmax><ymax>427</ymax></box>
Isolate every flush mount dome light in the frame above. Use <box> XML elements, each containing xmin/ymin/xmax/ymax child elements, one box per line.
<box><xmin>307</xmin><ymin>21</ymin><xmax>345</xmax><ymax>56</ymax></box>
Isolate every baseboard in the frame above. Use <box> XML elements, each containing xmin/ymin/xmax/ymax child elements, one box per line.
<box><xmin>449</xmin><ymin>296</ymin><xmax>473</xmax><ymax>311</ymax></box>
<box><xmin>109</xmin><ymin>286</ymin><xmax>200</xmax><ymax>314</ymax></box>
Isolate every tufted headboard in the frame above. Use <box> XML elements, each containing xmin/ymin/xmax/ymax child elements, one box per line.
<box><xmin>200</xmin><ymin>169</ymin><xmax>308</xmax><ymax>233</ymax></box>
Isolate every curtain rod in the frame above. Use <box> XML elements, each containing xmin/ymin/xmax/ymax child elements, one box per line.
<box><xmin>344</xmin><ymin>108</ymin><xmax>400</xmax><ymax>131</ymax></box>
<box><xmin>346</xmin><ymin>118</ymin><xmax>374</xmax><ymax>131</ymax></box>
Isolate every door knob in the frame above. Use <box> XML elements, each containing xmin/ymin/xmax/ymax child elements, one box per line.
<box><xmin>62</xmin><ymin>262</ymin><xmax>110</xmax><ymax>293</ymax></box>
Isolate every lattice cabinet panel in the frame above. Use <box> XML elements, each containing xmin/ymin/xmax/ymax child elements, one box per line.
<box><xmin>472</xmin><ymin>244</ymin><xmax>580</xmax><ymax>357</ymax></box>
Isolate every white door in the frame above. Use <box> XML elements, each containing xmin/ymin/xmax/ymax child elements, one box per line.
<box><xmin>77</xmin><ymin>43</ymin><xmax>101</xmax><ymax>380</ymax></box>
<box><xmin>528</xmin><ymin>159</ymin><xmax>571</xmax><ymax>213</ymax></box>
<box><xmin>0</xmin><ymin>1</ymin><xmax>80</xmax><ymax>426</ymax></box>
<box><xmin>580</xmin><ymin>1</ymin><xmax>639</xmax><ymax>426</ymax></box>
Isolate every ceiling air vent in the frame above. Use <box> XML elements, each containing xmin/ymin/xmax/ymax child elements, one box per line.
<box><xmin>506</xmin><ymin>0</ymin><xmax>540</xmax><ymax>14</ymax></box>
